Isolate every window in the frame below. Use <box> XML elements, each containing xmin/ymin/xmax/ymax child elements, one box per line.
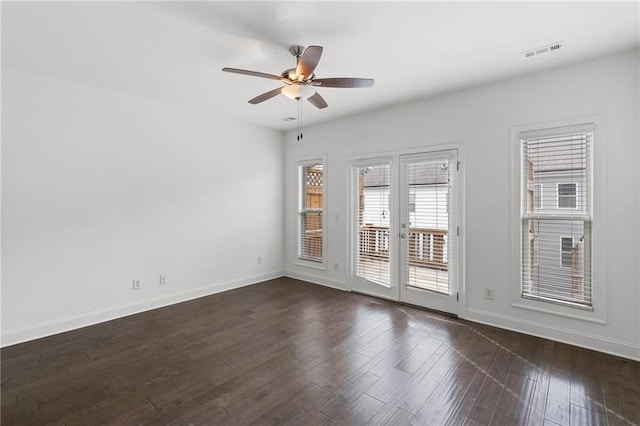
<box><xmin>521</xmin><ymin>127</ymin><xmax>592</xmax><ymax>308</ymax></box>
<box><xmin>561</xmin><ymin>237</ymin><xmax>573</xmax><ymax>268</ymax></box>
<box><xmin>298</xmin><ymin>160</ymin><xmax>324</xmax><ymax>263</ymax></box>
<box><xmin>558</xmin><ymin>183</ymin><xmax>577</xmax><ymax>208</ymax></box>
<box><xmin>533</xmin><ymin>184</ymin><xmax>542</xmax><ymax>209</ymax></box>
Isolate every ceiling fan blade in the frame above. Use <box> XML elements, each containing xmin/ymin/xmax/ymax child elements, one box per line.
<box><xmin>312</xmin><ymin>78</ymin><xmax>374</xmax><ymax>88</ymax></box>
<box><xmin>307</xmin><ymin>92</ymin><xmax>328</xmax><ymax>109</ymax></box>
<box><xmin>222</xmin><ymin>67</ymin><xmax>285</xmax><ymax>81</ymax></box>
<box><xmin>296</xmin><ymin>46</ymin><xmax>323</xmax><ymax>79</ymax></box>
<box><xmin>248</xmin><ymin>87</ymin><xmax>283</xmax><ymax>104</ymax></box>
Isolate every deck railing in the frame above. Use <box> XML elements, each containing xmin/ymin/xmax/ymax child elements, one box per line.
<box><xmin>359</xmin><ymin>225</ymin><xmax>448</xmax><ymax>270</ymax></box>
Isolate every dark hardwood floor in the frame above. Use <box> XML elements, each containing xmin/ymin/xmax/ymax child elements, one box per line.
<box><xmin>2</xmin><ymin>277</ymin><xmax>639</xmax><ymax>425</ymax></box>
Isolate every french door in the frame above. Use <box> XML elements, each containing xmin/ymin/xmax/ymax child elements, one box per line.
<box><xmin>351</xmin><ymin>149</ymin><xmax>460</xmax><ymax>315</ymax></box>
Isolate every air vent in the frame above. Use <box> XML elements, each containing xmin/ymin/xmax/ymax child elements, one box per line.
<box><xmin>523</xmin><ymin>41</ymin><xmax>564</xmax><ymax>59</ymax></box>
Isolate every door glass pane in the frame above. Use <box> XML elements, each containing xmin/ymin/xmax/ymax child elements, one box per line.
<box><xmin>356</xmin><ymin>163</ymin><xmax>391</xmax><ymax>286</ymax></box>
<box><xmin>405</xmin><ymin>157</ymin><xmax>450</xmax><ymax>293</ymax></box>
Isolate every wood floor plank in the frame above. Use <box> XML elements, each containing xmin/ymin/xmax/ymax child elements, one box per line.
<box><xmin>526</xmin><ymin>372</ymin><xmax>552</xmax><ymax>426</ymax></box>
<box><xmin>489</xmin><ymin>372</ymin><xmax>536</xmax><ymax>425</ymax></box>
<box><xmin>144</xmin><ymin>362</ymin><xmax>237</xmax><ymax>410</ymax></box>
<box><xmin>412</xmin><ymin>334</ymin><xmax>485</xmax><ymax>425</ymax></box>
<box><xmin>250</xmin><ymin>382</ymin><xmax>332</xmax><ymax>425</ymax></box>
<box><xmin>377</xmin><ymin>407</ymin><xmax>415</xmax><ymax>425</ymax></box>
<box><xmin>1</xmin><ymin>278</ymin><xmax>639</xmax><ymax>426</ymax></box>
<box><xmin>464</xmin><ymin>339</ymin><xmax>520</xmax><ymax>424</ymax></box>
<box><xmin>312</xmin><ymin>352</ymin><xmax>372</xmax><ymax>392</ymax></box>
<box><xmin>395</xmin><ymin>335</ymin><xmax>444</xmax><ymax>374</ymax></box>
<box><xmin>320</xmin><ymin>371</ymin><xmax>380</xmax><ymax>419</ymax></box>
<box><xmin>544</xmin><ymin>372</ymin><xmax>571</xmax><ymax>425</ymax></box>
<box><xmin>569</xmin><ymin>403</ymin><xmax>607</xmax><ymax>426</ymax></box>
<box><xmin>330</xmin><ymin>392</ymin><xmax>384</xmax><ymax>425</ymax></box>
<box><xmin>366</xmin><ymin>349</ymin><xmax>454</xmax><ymax>425</ymax></box>
<box><xmin>398</xmin><ymin>347</ymin><xmax>458</xmax><ymax>415</ymax></box>
<box><xmin>443</xmin><ymin>331</ymin><xmax>500</xmax><ymax>425</ymax></box>
<box><xmin>366</xmin><ymin>367</ymin><xmax>413</xmax><ymax>403</ymax></box>
<box><xmin>36</xmin><ymin>383</ymin><xmax>112</xmax><ymax>420</ymax></box>
<box><xmin>64</xmin><ymin>394</ymin><xmax>157</xmax><ymax>425</ymax></box>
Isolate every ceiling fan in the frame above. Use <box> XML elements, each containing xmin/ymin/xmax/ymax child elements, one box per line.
<box><xmin>222</xmin><ymin>45</ymin><xmax>374</xmax><ymax>109</ymax></box>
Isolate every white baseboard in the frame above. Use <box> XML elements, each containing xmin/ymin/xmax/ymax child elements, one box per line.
<box><xmin>1</xmin><ymin>270</ymin><xmax>284</xmax><ymax>348</ymax></box>
<box><xmin>466</xmin><ymin>308</ymin><xmax>640</xmax><ymax>361</ymax></box>
<box><xmin>284</xmin><ymin>269</ymin><xmax>347</xmax><ymax>292</ymax></box>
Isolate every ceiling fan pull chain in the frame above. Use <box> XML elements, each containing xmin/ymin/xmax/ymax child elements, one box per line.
<box><xmin>297</xmin><ymin>99</ymin><xmax>300</xmax><ymax>140</ymax></box>
<box><xmin>297</xmin><ymin>99</ymin><xmax>303</xmax><ymax>141</ymax></box>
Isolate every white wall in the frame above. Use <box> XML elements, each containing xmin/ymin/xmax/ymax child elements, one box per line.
<box><xmin>2</xmin><ymin>66</ymin><xmax>284</xmax><ymax>346</ymax></box>
<box><xmin>284</xmin><ymin>49</ymin><xmax>640</xmax><ymax>360</ymax></box>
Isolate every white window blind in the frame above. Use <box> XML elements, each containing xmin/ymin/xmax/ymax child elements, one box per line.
<box><xmin>356</xmin><ymin>163</ymin><xmax>391</xmax><ymax>286</ymax></box>
<box><xmin>521</xmin><ymin>128</ymin><xmax>593</xmax><ymax>308</ymax></box>
<box><xmin>298</xmin><ymin>162</ymin><xmax>323</xmax><ymax>263</ymax></box>
<box><xmin>404</xmin><ymin>157</ymin><xmax>450</xmax><ymax>294</ymax></box>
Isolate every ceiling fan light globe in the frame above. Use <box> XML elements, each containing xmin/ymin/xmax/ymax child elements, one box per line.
<box><xmin>281</xmin><ymin>84</ymin><xmax>315</xmax><ymax>100</ymax></box>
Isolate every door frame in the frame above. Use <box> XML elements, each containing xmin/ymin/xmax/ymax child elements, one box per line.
<box><xmin>347</xmin><ymin>143</ymin><xmax>465</xmax><ymax>317</ymax></box>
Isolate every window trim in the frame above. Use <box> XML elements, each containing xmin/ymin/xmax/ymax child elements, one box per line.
<box><xmin>509</xmin><ymin>115</ymin><xmax>606</xmax><ymax>324</ymax></box>
<box><xmin>296</xmin><ymin>156</ymin><xmax>327</xmax><ymax>269</ymax></box>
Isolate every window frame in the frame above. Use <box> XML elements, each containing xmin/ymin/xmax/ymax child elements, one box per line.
<box><xmin>296</xmin><ymin>156</ymin><xmax>327</xmax><ymax>269</ymax></box>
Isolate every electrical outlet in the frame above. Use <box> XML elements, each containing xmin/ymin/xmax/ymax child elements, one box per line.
<box><xmin>257</xmin><ymin>256</ymin><xmax>263</xmax><ymax>265</ymax></box>
<box><xmin>159</xmin><ymin>275</ymin><xmax>166</xmax><ymax>285</ymax></box>
<box><xmin>484</xmin><ymin>287</ymin><xmax>494</xmax><ymax>300</ymax></box>
<box><xmin>132</xmin><ymin>279</ymin><xmax>141</xmax><ymax>290</ymax></box>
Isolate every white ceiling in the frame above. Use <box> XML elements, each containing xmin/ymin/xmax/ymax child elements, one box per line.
<box><xmin>2</xmin><ymin>1</ymin><xmax>639</xmax><ymax>131</ymax></box>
